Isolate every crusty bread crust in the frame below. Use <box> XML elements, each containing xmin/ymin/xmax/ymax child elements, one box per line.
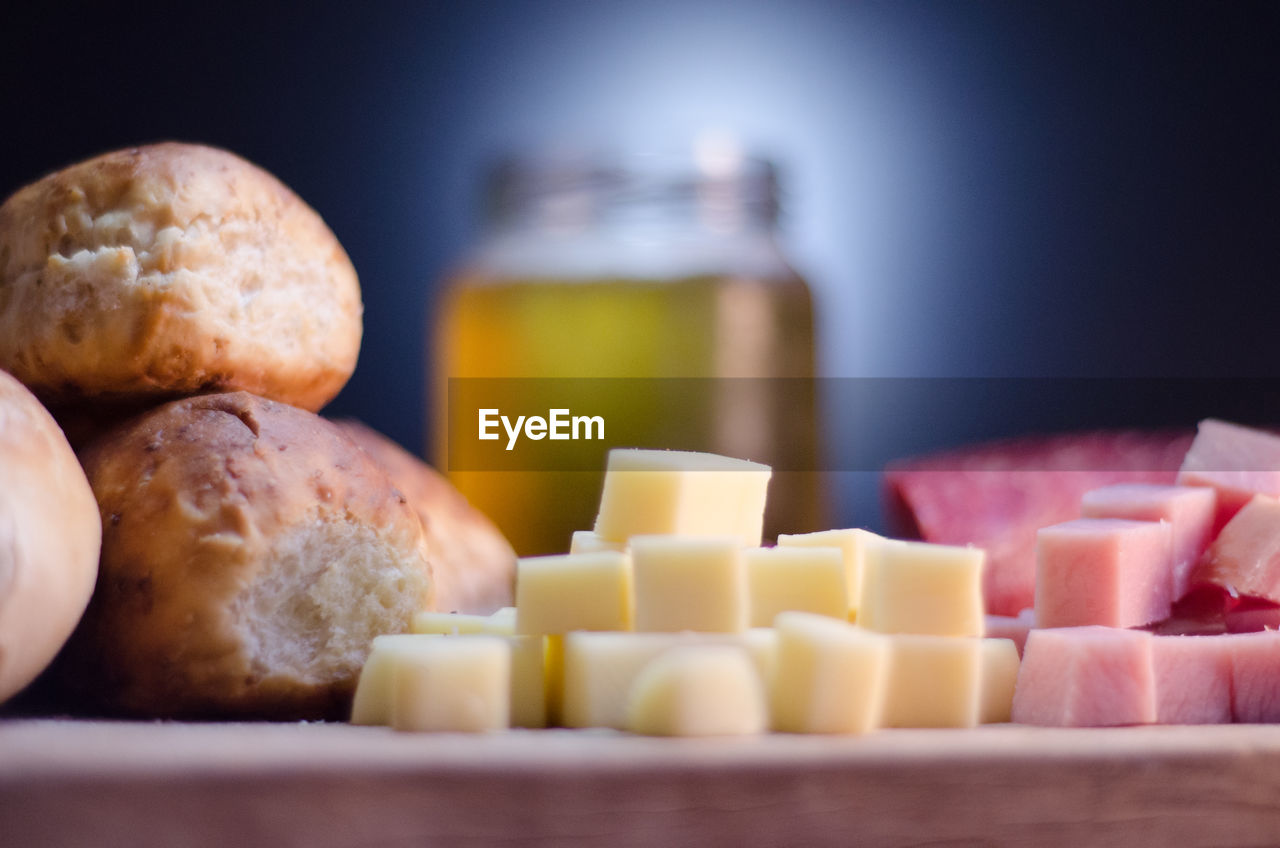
<box><xmin>0</xmin><ymin>370</ymin><xmax>101</xmax><ymax>703</ymax></box>
<box><xmin>68</xmin><ymin>392</ymin><xmax>433</xmax><ymax>719</ymax></box>
<box><xmin>0</xmin><ymin>143</ymin><xmax>362</xmax><ymax>411</ymax></box>
<box><xmin>337</xmin><ymin>420</ymin><xmax>516</xmax><ymax>613</ymax></box>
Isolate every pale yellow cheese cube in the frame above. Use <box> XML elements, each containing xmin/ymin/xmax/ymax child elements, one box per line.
<box><xmin>631</xmin><ymin>535</ymin><xmax>748</xmax><ymax>633</ymax></box>
<box><xmin>745</xmin><ymin>546</ymin><xmax>847</xmax><ymax>627</ymax></box>
<box><xmin>979</xmin><ymin>638</ymin><xmax>1020</xmax><ymax>724</ymax></box>
<box><xmin>389</xmin><ymin>637</ymin><xmax>511</xmax><ymax>732</ymax></box>
<box><xmin>562</xmin><ymin>631</ymin><xmax>771</xmax><ymax>729</ymax></box>
<box><xmin>509</xmin><ymin>635</ymin><xmax>548</xmax><ymax>728</ymax></box>
<box><xmin>772</xmin><ymin>612</ymin><xmax>890</xmax><ymax>734</ymax></box>
<box><xmin>593</xmin><ymin>448</ymin><xmax>771</xmax><ymax>547</ymax></box>
<box><xmin>625</xmin><ymin>645</ymin><xmax>767</xmax><ymax>737</ymax></box>
<box><xmin>484</xmin><ymin>607</ymin><xmax>518</xmax><ymax>636</ymax></box>
<box><xmin>412</xmin><ymin>611</ymin><xmax>491</xmax><ymax>636</ymax></box>
<box><xmin>882</xmin><ymin>634</ymin><xmax>982</xmax><ymax>728</ymax></box>
<box><xmin>350</xmin><ymin>634</ymin><xmax>434</xmax><ymax>726</ymax></box>
<box><xmin>741</xmin><ymin>627</ymin><xmax>780</xmax><ymax>692</ymax></box>
<box><xmin>777</xmin><ymin>528</ymin><xmax>902</xmax><ymax>615</ymax></box>
<box><xmin>861</xmin><ymin>541</ymin><xmax>985</xmax><ymax>637</ymax></box>
<box><xmin>515</xmin><ymin>551</ymin><xmax>633</xmax><ymax>635</ymax></box>
<box><xmin>569</xmin><ymin>530</ymin><xmax>627</xmax><ymax>555</ymax></box>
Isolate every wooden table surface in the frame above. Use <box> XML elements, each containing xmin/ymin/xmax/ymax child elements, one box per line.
<box><xmin>4</xmin><ymin>718</ymin><xmax>1280</xmax><ymax>847</ymax></box>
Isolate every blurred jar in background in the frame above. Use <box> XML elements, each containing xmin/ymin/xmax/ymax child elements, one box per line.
<box><xmin>432</xmin><ymin>142</ymin><xmax>824</xmax><ymax>556</ymax></box>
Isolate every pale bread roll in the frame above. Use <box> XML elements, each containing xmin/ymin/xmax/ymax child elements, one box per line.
<box><xmin>336</xmin><ymin>420</ymin><xmax>516</xmax><ymax>613</ymax></box>
<box><xmin>0</xmin><ymin>369</ymin><xmax>100</xmax><ymax>703</ymax></box>
<box><xmin>0</xmin><ymin>142</ymin><xmax>362</xmax><ymax>413</ymax></box>
<box><xmin>66</xmin><ymin>392</ymin><xmax>433</xmax><ymax>719</ymax></box>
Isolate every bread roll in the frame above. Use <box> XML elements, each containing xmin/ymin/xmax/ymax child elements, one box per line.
<box><xmin>337</xmin><ymin>420</ymin><xmax>516</xmax><ymax>613</ymax></box>
<box><xmin>0</xmin><ymin>142</ymin><xmax>362</xmax><ymax>413</ymax></box>
<box><xmin>67</xmin><ymin>392</ymin><xmax>433</xmax><ymax>719</ymax></box>
<box><xmin>0</xmin><ymin>369</ymin><xmax>100</xmax><ymax>703</ymax></box>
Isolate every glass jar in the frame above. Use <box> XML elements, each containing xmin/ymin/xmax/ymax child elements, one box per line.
<box><xmin>431</xmin><ymin>149</ymin><xmax>824</xmax><ymax>556</ymax></box>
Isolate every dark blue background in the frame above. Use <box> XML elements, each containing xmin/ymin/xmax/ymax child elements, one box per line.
<box><xmin>3</xmin><ymin>1</ymin><xmax>1278</xmax><ymax>525</ymax></box>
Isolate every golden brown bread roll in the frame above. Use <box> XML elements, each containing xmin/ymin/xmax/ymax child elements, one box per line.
<box><xmin>336</xmin><ymin>420</ymin><xmax>516</xmax><ymax>613</ymax></box>
<box><xmin>0</xmin><ymin>142</ymin><xmax>362</xmax><ymax>413</ymax></box>
<box><xmin>0</xmin><ymin>369</ymin><xmax>100</xmax><ymax>704</ymax></box>
<box><xmin>66</xmin><ymin>392</ymin><xmax>433</xmax><ymax>719</ymax></box>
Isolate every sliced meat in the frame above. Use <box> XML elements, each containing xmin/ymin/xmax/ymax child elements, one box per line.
<box><xmin>1035</xmin><ymin>518</ymin><xmax>1174</xmax><ymax>630</ymax></box>
<box><xmin>1081</xmin><ymin>484</ymin><xmax>1216</xmax><ymax>602</ymax></box>
<box><xmin>884</xmin><ymin>430</ymin><xmax>1192</xmax><ymax>615</ymax></box>
<box><xmin>1012</xmin><ymin>626</ymin><xmax>1155</xmax><ymax>727</ymax></box>
<box><xmin>1178</xmin><ymin>419</ymin><xmax>1280</xmax><ymax>533</ymax></box>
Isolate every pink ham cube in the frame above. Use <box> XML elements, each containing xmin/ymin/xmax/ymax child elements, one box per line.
<box><xmin>1081</xmin><ymin>484</ymin><xmax>1216</xmax><ymax>602</ymax></box>
<box><xmin>1035</xmin><ymin>519</ymin><xmax>1174</xmax><ymax>629</ymax></box>
<box><xmin>1177</xmin><ymin>419</ymin><xmax>1280</xmax><ymax>533</ymax></box>
<box><xmin>1151</xmin><ymin>636</ymin><xmax>1233</xmax><ymax>724</ymax></box>
<box><xmin>1192</xmin><ymin>495</ymin><xmax>1280</xmax><ymax>605</ymax></box>
<box><xmin>985</xmin><ymin>608</ymin><xmax>1036</xmax><ymax>657</ymax></box>
<box><xmin>1012</xmin><ymin>626</ymin><xmax>1155</xmax><ymax>727</ymax></box>
<box><xmin>1227</xmin><ymin>631</ymin><xmax>1280</xmax><ymax>722</ymax></box>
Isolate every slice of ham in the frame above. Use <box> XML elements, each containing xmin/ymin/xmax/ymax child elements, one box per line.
<box><xmin>1178</xmin><ymin>419</ymin><xmax>1280</xmax><ymax>533</ymax></box>
<box><xmin>1227</xmin><ymin>631</ymin><xmax>1280</xmax><ymax>723</ymax></box>
<box><xmin>1151</xmin><ymin>635</ymin><xmax>1233</xmax><ymax>725</ymax></box>
<box><xmin>884</xmin><ymin>430</ymin><xmax>1192</xmax><ymax>615</ymax></box>
<box><xmin>1191</xmin><ymin>495</ymin><xmax>1280</xmax><ymax>604</ymax></box>
<box><xmin>1012</xmin><ymin>626</ymin><xmax>1156</xmax><ymax>727</ymax></box>
<box><xmin>1035</xmin><ymin>518</ymin><xmax>1175</xmax><ymax>629</ymax></box>
<box><xmin>1080</xmin><ymin>484</ymin><xmax>1217</xmax><ymax>602</ymax></box>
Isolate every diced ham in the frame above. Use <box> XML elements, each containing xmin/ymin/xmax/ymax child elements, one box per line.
<box><xmin>1226</xmin><ymin>631</ymin><xmax>1280</xmax><ymax>723</ymax></box>
<box><xmin>984</xmin><ymin>608</ymin><xmax>1036</xmax><ymax>657</ymax></box>
<box><xmin>1192</xmin><ymin>495</ymin><xmax>1280</xmax><ymax>604</ymax></box>
<box><xmin>884</xmin><ymin>430</ymin><xmax>1192</xmax><ymax>615</ymax></box>
<box><xmin>1012</xmin><ymin>626</ymin><xmax>1155</xmax><ymax>727</ymax></box>
<box><xmin>1081</xmin><ymin>484</ymin><xmax>1216</xmax><ymax>602</ymax></box>
<box><xmin>1151</xmin><ymin>636</ymin><xmax>1233</xmax><ymax>724</ymax></box>
<box><xmin>1035</xmin><ymin>519</ymin><xmax>1174</xmax><ymax>629</ymax></box>
<box><xmin>1177</xmin><ymin>419</ymin><xmax>1280</xmax><ymax>533</ymax></box>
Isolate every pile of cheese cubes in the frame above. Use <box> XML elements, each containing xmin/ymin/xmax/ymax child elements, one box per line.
<box><xmin>351</xmin><ymin>449</ymin><xmax>1020</xmax><ymax>736</ymax></box>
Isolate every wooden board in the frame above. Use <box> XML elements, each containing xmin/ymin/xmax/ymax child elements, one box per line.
<box><xmin>4</xmin><ymin>719</ymin><xmax>1280</xmax><ymax>846</ymax></box>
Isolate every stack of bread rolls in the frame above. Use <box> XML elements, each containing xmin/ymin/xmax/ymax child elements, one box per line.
<box><xmin>0</xmin><ymin>143</ymin><xmax>515</xmax><ymax>719</ymax></box>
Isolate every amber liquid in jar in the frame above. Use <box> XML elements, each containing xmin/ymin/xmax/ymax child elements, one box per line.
<box><xmin>431</xmin><ymin>155</ymin><xmax>824</xmax><ymax>555</ymax></box>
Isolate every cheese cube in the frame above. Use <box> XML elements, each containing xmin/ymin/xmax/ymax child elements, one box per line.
<box><xmin>484</xmin><ymin>607</ymin><xmax>518</xmax><ymax>636</ymax></box>
<box><xmin>350</xmin><ymin>634</ymin><xmax>434</xmax><ymax>726</ymax></box>
<box><xmin>593</xmin><ymin>448</ymin><xmax>771</xmax><ymax>547</ymax></box>
<box><xmin>979</xmin><ymin>638</ymin><xmax>1020</xmax><ymax>724</ymax></box>
<box><xmin>776</xmin><ymin>529</ymin><xmax>901</xmax><ymax>615</ymax></box>
<box><xmin>745</xmin><ymin>546</ymin><xmax>847</xmax><ymax>627</ymax></box>
<box><xmin>389</xmin><ymin>637</ymin><xmax>511</xmax><ymax>732</ymax></box>
<box><xmin>625</xmin><ymin>645</ymin><xmax>767</xmax><ymax>737</ymax></box>
<box><xmin>509</xmin><ymin>635</ymin><xmax>548</xmax><ymax>728</ymax></box>
<box><xmin>562</xmin><ymin>631</ymin><xmax>774</xmax><ymax>729</ymax></box>
<box><xmin>771</xmin><ymin>612</ymin><xmax>890</xmax><ymax>735</ymax></box>
<box><xmin>883</xmin><ymin>634</ymin><xmax>982</xmax><ymax>728</ymax></box>
<box><xmin>861</xmin><ymin>541</ymin><xmax>985</xmax><ymax>637</ymax></box>
<box><xmin>412</xmin><ymin>612</ymin><xmax>491</xmax><ymax>636</ymax></box>
<box><xmin>515</xmin><ymin>551</ymin><xmax>633</xmax><ymax>635</ymax></box>
<box><xmin>569</xmin><ymin>530</ymin><xmax>627</xmax><ymax>555</ymax></box>
<box><xmin>631</xmin><ymin>535</ymin><xmax>748</xmax><ymax>632</ymax></box>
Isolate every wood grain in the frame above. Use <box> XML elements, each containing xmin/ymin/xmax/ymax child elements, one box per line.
<box><xmin>4</xmin><ymin>719</ymin><xmax>1280</xmax><ymax>847</ymax></box>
